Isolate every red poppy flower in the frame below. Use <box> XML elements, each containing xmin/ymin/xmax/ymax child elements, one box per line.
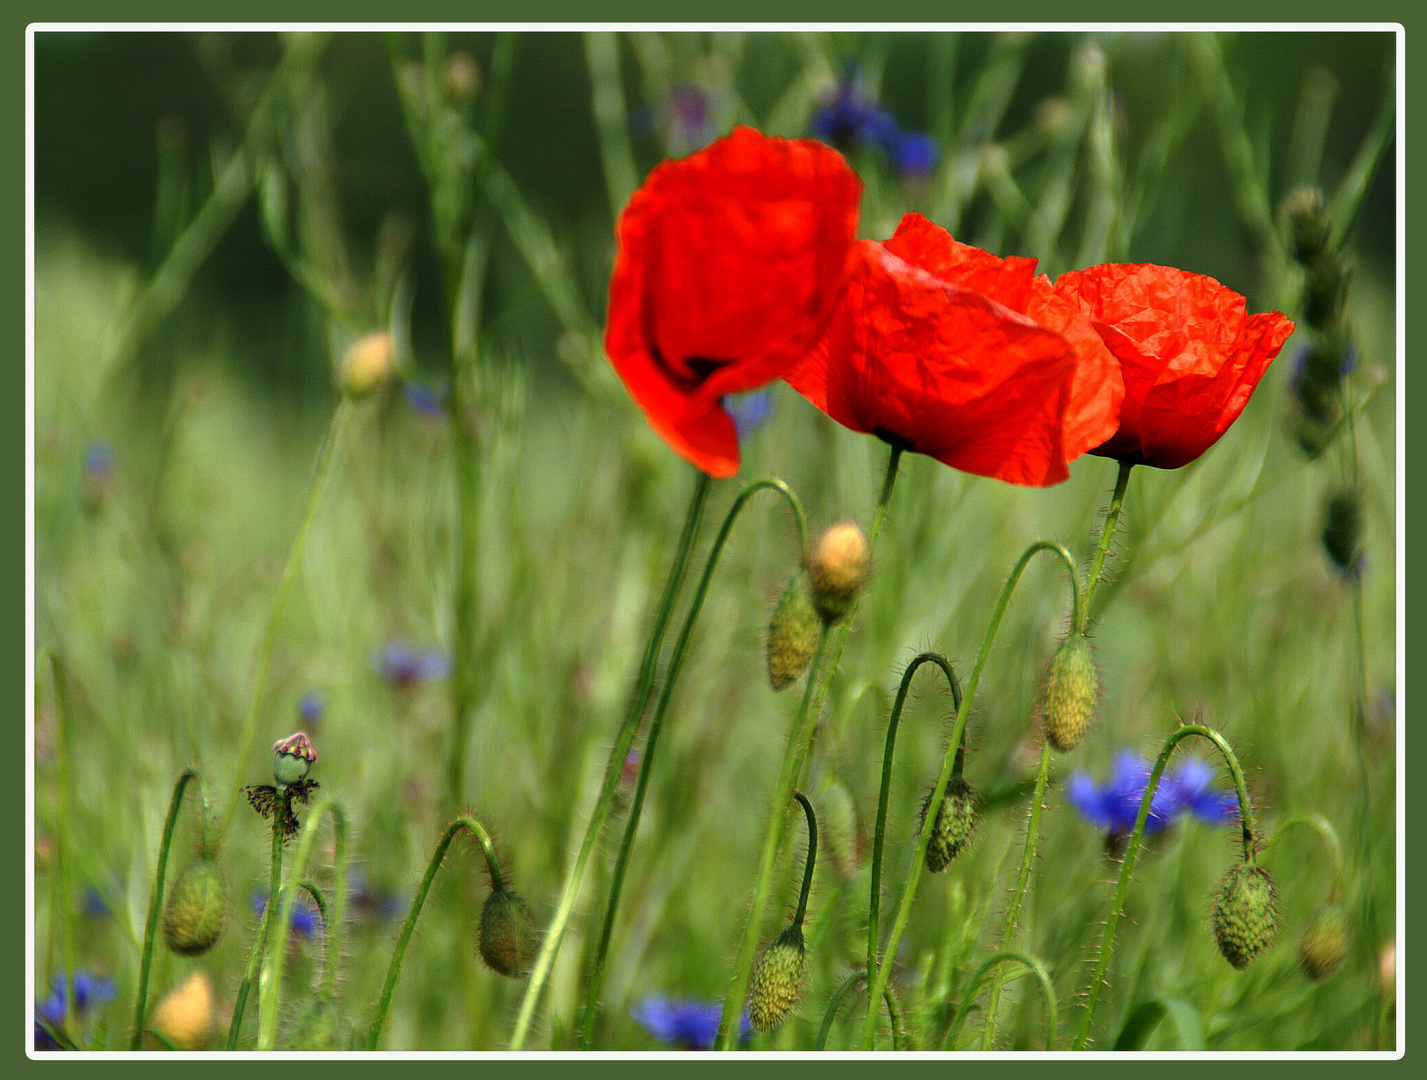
<box><xmin>1053</xmin><ymin>264</ymin><xmax>1296</xmax><ymax>469</ymax></box>
<box><xmin>605</xmin><ymin>125</ymin><xmax>862</xmax><ymax>478</ymax></box>
<box><xmin>785</xmin><ymin>215</ymin><xmax>1124</xmax><ymax>487</ymax></box>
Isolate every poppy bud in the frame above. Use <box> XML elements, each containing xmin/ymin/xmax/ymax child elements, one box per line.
<box><xmin>1299</xmin><ymin>908</ymin><xmax>1350</xmax><ymax>981</ymax></box>
<box><xmin>808</xmin><ymin>521</ymin><xmax>870</xmax><ymax>625</ymax></box>
<box><xmin>765</xmin><ymin>572</ymin><xmax>821</xmax><ymax>690</ymax></box>
<box><xmin>921</xmin><ymin>776</ymin><xmax>977</xmax><ymax>873</ymax></box>
<box><xmin>1211</xmin><ymin>863</ymin><xmax>1280</xmax><ymax>969</ymax></box>
<box><xmin>1322</xmin><ymin>488</ymin><xmax>1364</xmax><ymax>575</ymax></box>
<box><xmin>747</xmin><ymin>925</ymin><xmax>806</xmax><ymax>1032</ymax></box>
<box><xmin>338</xmin><ymin>331</ymin><xmax>396</xmax><ymax>398</ymax></box>
<box><xmin>161</xmin><ymin>858</ymin><xmax>229</xmax><ymax>956</ymax></box>
<box><xmin>479</xmin><ymin>890</ymin><xmax>539</xmax><ymax>977</ymax></box>
<box><xmin>1039</xmin><ymin>634</ymin><xmax>1100</xmax><ymax>753</ymax></box>
<box><xmin>816</xmin><ymin>776</ymin><xmax>860</xmax><ymax>881</ymax></box>
<box><xmin>149</xmin><ymin>970</ymin><xmax>215</xmax><ymax>1049</ymax></box>
<box><xmin>272</xmin><ymin>731</ymin><xmax>317</xmax><ymax>788</ymax></box>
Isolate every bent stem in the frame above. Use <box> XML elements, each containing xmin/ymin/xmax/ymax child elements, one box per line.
<box><xmin>577</xmin><ymin>478</ymin><xmax>808</xmax><ymax>1046</ymax></box>
<box><xmin>716</xmin><ymin>445</ymin><xmax>904</xmax><ymax>1048</ymax></box>
<box><xmin>1073</xmin><ymin>722</ymin><xmax>1256</xmax><ymax>1049</ymax></box>
<box><xmin>508</xmin><ymin>468</ymin><xmax>712</xmax><ymax>1050</ymax></box>
<box><xmin>216</xmin><ymin>400</ymin><xmax>353</xmax><ymax>843</ymax></box>
<box><xmin>1264</xmin><ymin>814</ymin><xmax>1346</xmax><ymax>903</ymax></box>
<box><xmin>867</xmin><ymin>653</ymin><xmax>962</xmax><ymax>1015</ymax></box>
<box><xmin>129</xmin><ymin>767</ymin><xmax>200</xmax><ymax>1049</ymax></box>
<box><xmin>368</xmin><ymin>815</ymin><xmax>501</xmax><ymax>1050</ymax></box>
<box><xmin>258</xmin><ymin>797</ymin><xmax>347</xmax><ymax>1049</ymax></box>
<box><xmin>816</xmin><ymin>974</ymin><xmax>908</xmax><ymax>1051</ymax></box>
<box><xmin>860</xmin><ymin>539</ymin><xmax>1079</xmax><ymax>1049</ymax></box>
<box><xmin>944</xmin><ymin>950</ymin><xmax>1059</xmax><ymax>1050</ymax></box>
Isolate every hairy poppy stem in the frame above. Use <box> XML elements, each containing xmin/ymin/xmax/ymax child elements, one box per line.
<box><xmin>815</xmin><ymin>974</ymin><xmax>907</xmax><ymax>1051</ymax></box>
<box><xmin>1083</xmin><ymin>460</ymin><xmax>1133</xmax><ymax>628</ymax></box>
<box><xmin>1073</xmin><ymin>723</ymin><xmax>1255</xmax><ymax>1049</ymax></box>
<box><xmin>790</xmin><ymin>792</ymin><xmax>818</xmax><ymax>930</ymax></box>
<box><xmin>229</xmin><ymin>790</ymin><xmax>290</xmax><ymax>1049</ymax></box>
<box><xmin>508</xmin><ymin>468</ymin><xmax>712</xmax><ymax>1050</ymax></box>
<box><xmin>577</xmin><ymin>478</ymin><xmax>808</xmax><ymax>1047</ymax></box>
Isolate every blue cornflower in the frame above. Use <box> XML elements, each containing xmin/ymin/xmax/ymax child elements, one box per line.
<box><xmin>251</xmin><ymin>889</ymin><xmax>320</xmax><ymax>938</ymax></box>
<box><xmin>298</xmin><ymin>691</ymin><xmax>324</xmax><ymax>726</ymax></box>
<box><xmin>403</xmin><ymin>380</ymin><xmax>447</xmax><ymax>419</ymax></box>
<box><xmin>373</xmin><ymin>640</ymin><xmax>452</xmax><ymax>688</ymax></box>
<box><xmin>35</xmin><ymin>970</ymin><xmax>117</xmax><ymax>1049</ymax></box>
<box><xmin>891</xmin><ymin>130</ymin><xmax>941</xmax><ymax>178</ymax></box>
<box><xmin>631</xmin><ymin>996</ymin><xmax>752</xmax><ymax>1050</ymax></box>
<box><xmin>725</xmin><ymin>389</ymin><xmax>774</xmax><ymax>442</ymax></box>
<box><xmin>811</xmin><ymin>73</ymin><xmax>900</xmax><ymax>156</ymax></box>
<box><xmin>1066</xmin><ymin>749</ymin><xmax>1237</xmax><ymax>837</ymax></box>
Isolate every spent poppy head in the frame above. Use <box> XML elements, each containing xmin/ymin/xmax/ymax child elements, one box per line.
<box><xmin>1053</xmin><ymin>263</ymin><xmax>1295</xmax><ymax>469</ymax></box>
<box><xmin>785</xmin><ymin>214</ymin><xmax>1123</xmax><ymax>487</ymax></box>
<box><xmin>605</xmin><ymin>125</ymin><xmax>862</xmax><ymax>478</ymax></box>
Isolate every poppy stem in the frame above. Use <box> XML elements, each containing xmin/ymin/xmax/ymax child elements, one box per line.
<box><xmin>1073</xmin><ymin>722</ymin><xmax>1255</xmax><ymax>1049</ymax></box>
<box><xmin>577</xmin><ymin>478</ymin><xmax>808</xmax><ymax>1047</ymax></box>
<box><xmin>1263</xmin><ymin>814</ymin><xmax>1345</xmax><ymax>904</ymax></box>
<box><xmin>228</xmin><ymin>790</ymin><xmax>290</xmax><ymax>1049</ymax></box>
<box><xmin>508</xmin><ymin>468</ymin><xmax>712</xmax><ymax>1050</ymax></box>
<box><xmin>1082</xmin><ymin>460</ymin><xmax>1133</xmax><ymax>627</ymax></box>
<box><xmin>944</xmin><ymin>950</ymin><xmax>1058</xmax><ymax>1050</ymax></box>
<box><xmin>790</xmin><ymin>792</ymin><xmax>818</xmax><ymax>930</ymax></box>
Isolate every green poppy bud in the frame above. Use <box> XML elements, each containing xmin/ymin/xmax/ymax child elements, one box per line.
<box><xmin>161</xmin><ymin>858</ymin><xmax>229</xmax><ymax>956</ymax></box>
<box><xmin>1211</xmin><ymin>863</ymin><xmax>1280</xmax><ymax>969</ymax></box>
<box><xmin>1039</xmin><ymin>634</ymin><xmax>1100</xmax><ymax>753</ymax></box>
<box><xmin>765</xmin><ymin>572</ymin><xmax>821</xmax><ymax>690</ymax></box>
<box><xmin>1299</xmin><ymin>908</ymin><xmax>1350</xmax><ymax>981</ymax></box>
<box><xmin>922</xmin><ymin>776</ymin><xmax>977</xmax><ymax>873</ymax></box>
<box><xmin>747</xmin><ymin>925</ymin><xmax>806</xmax><ymax>1033</ymax></box>
<box><xmin>272</xmin><ymin>731</ymin><xmax>317</xmax><ymax>788</ymax></box>
<box><xmin>816</xmin><ymin>776</ymin><xmax>860</xmax><ymax>881</ymax></box>
<box><xmin>807</xmin><ymin>521</ymin><xmax>869</xmax><ymax>625</ymax></box>
<box><xmin>479</xmin><ymin>890</ymin><xmax>539</xmax><ymax>978</ymax></box>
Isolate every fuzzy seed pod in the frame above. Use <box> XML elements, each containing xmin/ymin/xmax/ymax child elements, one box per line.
<box><xmin>1299</xmin><ymin>908</ymin><xmax>1350</xmax><ymax>981</ymax></box>
<box><xmin>816</xmin><ymin>777</ymin><xmax>860</xmax><ymax>881</ymax></box>
<box><xmin>338</xmin><ymin>330</ymin><xmax>396</xmax><ymax>398</ymax></box>
<box><xmin>1039</xmin><ymin>634</ymin><xmax>1100</xmax><ymax>753</ymax></box>
<box><xmin>479</xmin><ymin>890</ymin><xmax>539</xmax><ymax>977</ymax></box>
<box><xmin>1211</xmin><ymin>863</ymin><xmax>1280</xmax><ymax>969</ymax></box>
<box><xmin>161</xmin><ymin>858</ymin><xmax>229</xmax><ymax>957</ymax></box>
<box><xmin>272</xmin><ymin>731</ymin><xmax>318</xmax><ymax>787</ymax></box>
<box><xmin>149</xmin><ymin>970</ymin><xmax>215</xmax><ymax>1049</ymax></box>
<box><xmin>807</xmin><ymin>521</ymin><xmax>870</xmax><ymax>625</ymax></box>
<box><xmin>747</xmin><ymin>925</ymin><xmax>806</xmax><ymax>1032</ymax></box>
<box><xmin>766</xmin><ymin>572</ymin><xmax>821</xmax><ymax>690</ymax></box>
<box><xmin>921</xmin><ymin>777</ymin><xmax>977</xmax><ymax>873</ymax></box>
<box><xmin>1322</xmin><ymin>488</ymin><xmax>1364</xmax><ymax>574</ymax></box>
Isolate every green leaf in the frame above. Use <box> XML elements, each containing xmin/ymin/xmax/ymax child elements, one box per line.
<box><xmin>1114</xmin><ymin>998</ymin><xmax>1205</xmax><ymax>1050</ymax></box>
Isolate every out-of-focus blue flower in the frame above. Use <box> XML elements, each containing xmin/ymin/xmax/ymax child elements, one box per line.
<box><xmin>251</xmin><ymin>889</ymin><xmax>320</xmax><ymax>938</ymax></box>
<box><xmin>1066</xmin><ymin>749</ymin><xmax>1237</xmax><ymax>837</ymax></box>
<box><xmin>35</xmin><ymin>970</ymin><xmax>117</xmax><ymax>1049</ymax></box>
<box><xmin>347</xmin><ymin>868</ymin><xmax>408</xmax><ymax>924</ymax></box>
<box><xmin>80</xmin><ymin>885</ymin><xmax>110</xmax><ymax>919</ymax></box>
<box><xmin>631</xmin><ymin>996</ymin><xmax>751</xmax><ymax>1049</ymax></box>
<box><xmin>667</xmin><ymin>84</ymin><xmax>714</xmax><ymax>152</ymax></box>
<box><xmin>811</xmin><ymin>73</ymin><xmax>900</xmax><ymax>156</ymax></box>
<box><xmin>82</xmin><ymin>442</ymin><xmax>116</xmax><ymax>509</ymax></box>
<box><xmin>299</xmin><ymin>691</ymin><xmax>324</xmax><ymax>726</ymax></box>
<box><xmin>726</xmin><ymin>390</ymin><xmax>774</xmax><ymax>442</ymax></box>
<box><xmin>891</xmin><ymin>130</ymin><xmax>941</xmax><ymax>177</ymax></box>
<box><xmin>403</xmin><ymin>380</ymin><xmax>447</xmax><ymax>419</ymax></box>
<box><xmin>373</xmin><ymin>640</ymin><xmax>451</xmax><ymax>688</ymax></box>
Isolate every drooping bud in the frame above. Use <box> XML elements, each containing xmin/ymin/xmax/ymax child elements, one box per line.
<box><xmin>765</xmin><ymin>572</ymin><xmax>821</xmax><ymax>690</ymax></box>
<box><xmin>1322</xmin><ymin>487</ymin><xmax>1364</xmax><ymax>575</ymax></box>
<box><xmin>1299</xmin><ymin>908</ymin><xmax>1350</xmax><ymax>981</ymax></box>
<box><xmin>747</xmin><ymin>925</ymin><xmax>806</xmax><ymax>1032</ymax></box>
<box><xmin>161</xmin><ymin>858</ymin><xmax>229</xmax><ymax>956</ymax></box>
<box><xmin>807</xmin><ymin>521</ymin><xmax>869</xmax><ymax>625</ymax></box>
<box><xmin>815</xmin><ymin>776</ymin><xmax>860</xmax><ymax>881</ymax></box>
<box><xmin>149</xmin><ymin>970</ymin><xmax>215</xmax><ymax>1049</ymax></box>
<box><xmin>272</xmin><ymin>731</ymin><xmax>318</xmax><ymax>788</ymax></box>
<box><xmin>1039</xmin><ymin>634</ymin><xmax>1100</xmax><ymax>753</ymax></box>
<box><xmin>338</xmin><ymin>330</ymin><xmax>396</xmax><ymax>398</ymax></box>
<box><xmin>1211</xmin><ymin>863</ymin><xmax>1280</xmax><ymax>969</ymax></box>
<box><xmin>479</xmin><ymin>890</ymin><xmax>539</xmax><ymax>977</ymax></box>
<box><xmin>921</xmin><ymin>776</ymin><xmax>978</xmax><ymax>873</ymax></box>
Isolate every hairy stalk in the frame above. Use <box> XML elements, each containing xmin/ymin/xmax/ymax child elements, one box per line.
<box><xmin>577</xmin><ymin>478</ymin><xmax>808</xmax><ymax>1046</ymax></box>
<box><xmin>1073</xmin><ymin>723</ymin><xmax>1256</xmax><ymax>1049</ymax></box>
<box><xmin>216</xmin><ymin>400</ymin><xmax>352</xmax><ymax>842</ymax></box>
<box><xmin>368</xmin><ymin>815</ymin><xmax>502</xmax><ymax>1050</ymax></box>
<box><xmin>129</xmin><ymin>767</ymin><xmax>200</xmax><ymax>1049</ymax></box>
<box><xmin>716</xmin><ymin>445</ymin><xmax>904</xmax><ymax>1048</ymax></box>
<box><xmin>867</xmin><ymin>653</ymin><xmax>962</xmax><ymax>1010</ymax></box>
<box><xmin>1084</xmin><ymin>460</ymin><xmax>1134</xmax><ymax>626</ymax></box>
<box><xmin>229</xmin><ymin>790</ymin><xmax>290</xmax><ymax>1048</ymax></box>
<box><xmin>508</xmin><ymin>468</ymin><xmax>712</xmax><ymax>1050</ymax></box>
<box><xmin>258</xmin><ymin>797</ymin><xmax>347</xmax><ymax>1049</ymax></box>
<box><xmin>814</xmin><ymin>973</ymin><xmax>909</xmax><ymax>1051</ymax></box>
<box><xmin>860</xmin><ymin>539</ymin><xmax>1079</xmax><ymax>1049</ymax></box>
<box><xmin>944</xmin><ymin>950</ymin><xmax>1059</xmax><ymax>1050</ymax></box>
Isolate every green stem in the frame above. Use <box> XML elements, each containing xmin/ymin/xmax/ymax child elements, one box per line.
<box><xmin>867</xmin><ymin>653</ymin><xmax>962</xmax><ymax>1013</ymax></box>
<box><xmin>944</xmin><ymin>950</ymin><xmax>1059</xmax><ymax>1050</ymax></box>
<box><xmin>577</xmin><ymin>478</ymin><xmax>808</xmax><ymax>1046</ymax></box>
<box><xmin>980</xmin><ymin>740</ymin><xmax>1052</xmax><ymax>1048</ymax></box>
<box><xmin>716</xmin><ymin>445</ymin><xmax>904</xmax><ymax>1048</ymax></box>
<box><xmin>815</xmin><ymin>974</ymin><xmax>908</xmax><ymax>1051</ymax></box>
<box><xmin>216</xmin><ymin>400</ymin><xmax>352</xmax><ymax>842</ymax></box>
<box><xmin>1083</xmin><ymin>460</ymin><xmax>1133</xmax><ymax>625</ymax></box>
<box><xmin>790</xmin><ymin>791</ymin><xmax>818</xmax><ymax>930</ymax></box>
<box><xmin>129</xmin><ymin>767</ymin><xmax>199</xmax><ymax>1049</ymax></box>
<box><xmin>252</xmin><ymin>790</ymin><xmax>291</xmax><ymax>1047</ymax></box>
<box><xmin>508</xmin><ymin>468</ymin><xmax>712</xmax><ymax>1050</ymax></box>
<box><xmin>1073</xmin><ymin>723</ymin><xmax>1256</xmax><ymax>1049</ymax></box>
<box><xmin>259</xmin><ymin>797</ymin><xmax>347</xmax><ymax>1048</ymax></box>
<box><xmin>1263</xmin><ymin>814</ymin><xmax>1345</xmax><ymax>901</ymax></box>
<box><xmin>859</xmin><ymin>539</ymin><xmax>1078</xmax><ymax>1049</ymax></box>
<box><xmin>368</xmin><ymin>815</ymin><xmax>500</xmax><ymax>1050</ymax></box>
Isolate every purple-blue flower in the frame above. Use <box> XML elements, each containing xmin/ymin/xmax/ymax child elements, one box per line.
<box><xmin>403</xmin><ymin>380</ymin><xmax>447</xmax><ymax>419</ymax></box>
<box><xmin>251</xmin><ymin>889</ymin><xmax>320</xmax><ymax>937</ymax></box>
<box><xmin>811</xmin><ymin>72</ymin><xmax>900</xmax><ymax>156</ymax></box>
<box><xmin>298</xmin><ymin>691</ymin><xmax>324</xmax><ymax>726</ymax></box>
<box><xmin>1066</xmin><ymin>750</ymin><xmax>1237</xmax><ymax>837</ymax></box>
<box><xmin>891</xmin><ymin>131</ymin><xmax>941</xmax><ymax>177</ymax></box>
<box><xmin>726</xmin><ymin>389</ymin><xmax>774</xmax><ymax>442</ymax></box>
<box><xmin>631</xmin><ymin>996</ymin><xmax>751</xmax><ymax>1049</ymax></box>
<box><xmin>34</xmin><ymin>970</ymin><xmax>117</xmax><ymax>1050</ymax></box>
<box><xmin>373</xmin><ymin>640</ymin><xmax>451</xmax><ymax>688</ymax></box>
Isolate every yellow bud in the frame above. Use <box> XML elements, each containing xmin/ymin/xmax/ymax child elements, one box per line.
<box><xmin>339</xmin><ymin>331</ymin><xmax>396</xmax><ymax>398</ymax></box>
<box><xmin>808</xmin><ymin>521</ymin><xmax>869</xmax><ymax>625</ymax></box>
<box><xmin>150</xmin><ymin>971</ymin><xmax>215</xmax><ymax>1049</ymax></box>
